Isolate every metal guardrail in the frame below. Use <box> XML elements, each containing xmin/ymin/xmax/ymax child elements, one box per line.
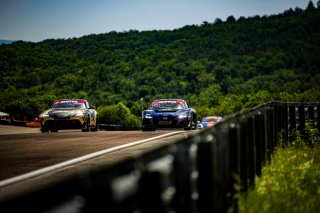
<box><xmin>0</xmin><ymin>101</ymin><xmax>319</xmax><ymax>213</ymax></box>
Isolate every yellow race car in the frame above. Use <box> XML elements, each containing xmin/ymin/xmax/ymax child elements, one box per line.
<box><xmin>39</xmin><ymin>99</ymin><xmax>98</xmax><ymax>132</ymax></box>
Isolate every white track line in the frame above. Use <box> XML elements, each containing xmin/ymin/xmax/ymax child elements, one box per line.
<box><xmin>0</xmin><ymin>131</ymin><xmax>184</xmax><ymax>187</ymax></box>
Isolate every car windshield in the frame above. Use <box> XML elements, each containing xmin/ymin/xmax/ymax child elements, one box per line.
<box><xmin>202</xmin><ymin>117</ymin><xmax>222</xmax><ymax>122</ymax></box>
<box><xmin>207</xmin><ymin>118</ymin><xmax>221</xmax><ymax>122</ymax></box>
<box><xmin>149</xmin><ymin>101</ymin><xmax>185</xmax><ymax>110</ymax></box>
<box><xmin>51</xmin><ymin>101</ymin><xmax>86</xmax><ymax>109</ymax></box>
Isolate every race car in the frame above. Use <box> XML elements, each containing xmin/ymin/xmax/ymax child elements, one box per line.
<box><xmin>141</xmin><ymin>99</ymin><xmax>197</xmax><ymax>131</ymax></box>
<box><xmin>201</xmin><ymin>116</ymin><xmax>223</xmax><ymax>128</ymax></box>
<box><xmin>39</xmin><ymin>99</ymin><xmax>98</xmax><ymax>132</ymax></box>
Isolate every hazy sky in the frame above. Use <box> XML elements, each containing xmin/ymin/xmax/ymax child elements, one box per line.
<box><xmin>0</xmin><ymin>0</ymin><xmax>314</xmax><ymax>42</ymax></box>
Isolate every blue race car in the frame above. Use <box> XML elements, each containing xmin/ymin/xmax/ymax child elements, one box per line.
<box><xmin>142</xmin><ymin>99</ymin><xmax>197</xmax><ymax>131</ymax></box>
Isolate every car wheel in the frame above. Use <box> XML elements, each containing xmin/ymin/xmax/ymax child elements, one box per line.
<box><xmin>40</xmin><ymin>127</ymin><xmax>49</xmax><ymax>133</ymax></box>
<box><xmin>192</xmin><ymin>115</ymin><xmax>197</xmax><ymax>130</ymax></box>
<box><xmin>90</xmin><ymin>117</ymin><xmax>98</xmax><ymax>131</ymax></box>
<box><xmin>184</xmin><ymin>115</ymin><xmax>193</xmax><ymax>130</ymax></box>
<box><xmin>184</xmin><ymin>125</ymin><xmax>191</xmax><ymax>130</ymax></box>
<box><xmin>192</xmin><ymin>120</ymin><xmax>197</xmax><ymax>130</ymax></box>
<box><xmin>82</xmin><ymin>116</ymin><xmax>90</xmax><ymax>132</ymax></box>
<box><xmin>51</xmin><ymin>129</ymin><xmax>58</xmax><ymax>132</ymax></box>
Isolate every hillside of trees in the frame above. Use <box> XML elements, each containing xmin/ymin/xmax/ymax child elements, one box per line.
<box><xmin>1</xmin><ymin>1</ymin><xmax>319</xmax><ymax>126</ymax></box>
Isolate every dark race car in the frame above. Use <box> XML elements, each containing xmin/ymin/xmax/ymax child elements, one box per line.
<box><xmin>142</xmin><ymin>99</ymin><xmax>197</xmax><ymax>131</ymax></box>
<box><xmin>39</xmin><ymin>99</ymin><xmax>98</xmax><ymax>132</ymax></box>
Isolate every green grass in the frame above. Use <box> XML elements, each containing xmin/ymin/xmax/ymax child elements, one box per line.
<box><xmin>238</xmin><ymin>126</ymin><xmax>320</xmax><ymax>213</ymax></box>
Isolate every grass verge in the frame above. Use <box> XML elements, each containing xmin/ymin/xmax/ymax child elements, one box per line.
<box><xmin>238</xmin><ymin>126</ymin><xmax>320</xmax><ymax>213</ymax></box>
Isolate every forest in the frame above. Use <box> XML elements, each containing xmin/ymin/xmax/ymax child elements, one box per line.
<box><xmin>0</xmin><ymin>1</ymin><xmax>319</xmax><ymax>126</ymax></box>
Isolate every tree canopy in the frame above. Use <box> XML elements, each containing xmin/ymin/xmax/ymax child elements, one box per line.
<box><xmin>1</xmin><ymin>3</ymin><xmax>319</xmax><ymax>125</ymax></box>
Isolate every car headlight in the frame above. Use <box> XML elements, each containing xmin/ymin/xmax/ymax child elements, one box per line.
<box><xmin>39</xmin><ymin>111</ymin><xmax>49</xmax><ymax>118</ymax></box>
<box><xmin>178</xmin><ymin>113</ymin><xmax>188</xmax><ymax>119</ymax></box>
<box><xmin>144</xmin><ymin>114</ymin><xmax>153</xmax><ymax>119</ymax></box>
<box><xmin>75</xmin><ymin>110</ymin><xmax>85</xmax><ymax>117</ymax></box>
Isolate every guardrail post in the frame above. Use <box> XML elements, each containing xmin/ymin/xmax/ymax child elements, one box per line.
<box><xmin>81</xmin><ymin>172</ymin><xmax>114</xmax><ymax>213</ymax></box>
<box><xmin>298</xmin><ymin>104</ymin><xmax>306</xmax><ymax>135</ymax></box>
<box><xmin>267</xmin><ymin>106</ymin><xmax>275</xmax><ymax>154</ymax></box>
<box><xmin>254</xmin><ymin>112</ymin><xmax>263</xmax><ymax>176</ymax></box>
<box><xmin>196</xmin><ymin>141</ymin><xmax>216</xmax><ymax>213</ymax></box>
<box><xmin>281</xmin><ymin>103</ymin><xmax>288</xmax><ymax>143</ymax></box>
<box><xmin>239</xmin><ymin>118</ymin><xmax>249</xmax><ymax>192</ymax></box>
<box><xmin>215</xmin><ymin>126</ymin><xmax>230</xmax><ymax>213</ymax></box>
<box><xmin>308</xmin><ymin>105</ymin><xmax>315</xmax><ymax>127</ymax></box>
<box><xmin>317</xmin><ymin>105</ymin><xmax>320</xmax><ymax>133</ymax></box>
<box><xmin>139</xmin><ymin>171</ymin><xmax>164</xmax><ymax>213</ymax></box>
<box><xmin>269</xmin><ymin>105</ymin><xmax>277</xmax><ymax>155</ymax></box>
<box><xmin>273</xmin><ymin>103</ymin><xmax>279</xmax><ymax>134</ymax></box>
<box><xmin>289</xmin><ymin>105</ymin><xmax>296</xmax><ymax>138</ymax></box>
<box><xmin>247</xmin><ymin>116</ymin><xmax>256</xmax><ymax>188</ymax></box>
<box><xmin>260</xmin><ymin>111</ymin><xmax>267</xmax><ymax>166</ymax></box>
<box><xmin>227</xmin><ymin>122</ymin><xmax>240</xmax><ymax>212</ymax></box>
<box><xmin>264</xmin><ymin>109</ymin><xmax>271</xmax><ymax>164</ymax></box>
<box><xmin>173</xmin><ymin>144</ymin><xmax>192</xmax><ymax>213</ymax></box>
<box><xmin>273</xmin><ymin>102</ymin><xmax>287</xmax><ymax>143</ymax></box>
<box><xmin>139</xmin><ymin>153</ymin><xmax>176</xmax><ymax>213</ymax></box>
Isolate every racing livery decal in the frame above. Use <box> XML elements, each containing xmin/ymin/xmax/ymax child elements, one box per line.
<box><xmin>39</xmin><ymin>99</ymin><xmax>98</xmax><ymax>132</ymax></box>
<box><xmin>142</xmin><ymin>99</ymin><xmax>197</xmax><ymax>131</ymax></box>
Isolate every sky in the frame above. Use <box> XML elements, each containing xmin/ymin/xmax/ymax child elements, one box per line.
<box><xmin>0</xmin><ymin>0</ymin><xmax>315</xmax><ymax>42</ymax></box>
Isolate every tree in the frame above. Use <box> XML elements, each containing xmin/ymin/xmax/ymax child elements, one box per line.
<box><xmin>214</xmin><ymin>18</ymin><xmax>223</xmax><ymax>24</ymax></box>
<box><xmin>98</xmin><ymin>103</ymin><xmax>140</xmax><ymax>127</ymax></box>
<box><xmin>1</xmin><ymin>5</ymin><xmax>320</xmax><ymax>120</ymax></box>
<box><xmin>201</xmin><ymin>21</ymin><xmax>209</xmax><ymax>26</ymax></box>
<box><xmin>238</xmin><ymin>16</ymin><xmax>246</xmax><ymax>22</ymax></box>
<box><xmin>306</xmin><ymin>0</ymin><xmax>316</xmax><ymax>11</ymax></box>
<box><xmin>226</xmin><ymin>15</ymin><xmax>236</xmax><ymax>23</ymax></box>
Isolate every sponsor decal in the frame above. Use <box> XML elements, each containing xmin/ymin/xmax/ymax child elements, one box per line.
<box><xmin>151</xmin><ymin>100</ymin><xmax>184</xmax><ymax>105</ymax></box>
<box><xmin>54</xmin><ymin>110</ymin><xmax>73</xmax><ymax>113</ymax></box>
<box><xmin>54</xmin><ymin>100</ymin><xmax>85</xmax><ymax>104</ymax></box>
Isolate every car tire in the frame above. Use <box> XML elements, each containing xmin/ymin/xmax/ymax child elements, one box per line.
<box><xmin>90</xmin><ymin>116</ymin><xmax>98</xmax><ymax>131</ymax></box>
<box><xmin>184</xmin><ymin>114</ymin><xmax>193</xmax><ymax>130</ymax></box>
<box><xmin>192</xmin><ymin>115</ymin><xmax>197</xmax><ymax>130</ymax></box>
<box><xmin>82</xmin><ymin>116</ymin><xmax>90</xmax><ymax>132</ymax></box>
<box><xmin>192</xmin><ymin>120</ymin><xmax>197</xmax><ymax>130</ymax></box>
<box><xmin>40</xmin><ymin>127</ymin><xmax>49</xmax><ymax>133</ymax></box>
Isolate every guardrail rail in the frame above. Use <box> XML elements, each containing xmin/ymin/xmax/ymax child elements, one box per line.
<box><xmin>0</xmin><ymin>101</ymin><xmax>319</xmax><ymax>213</ymax></box>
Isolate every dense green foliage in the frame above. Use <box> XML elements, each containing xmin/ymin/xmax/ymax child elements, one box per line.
<box><xmin>238</xmin><ymin>124</ymin><xmax>320</xmax><ymax>213</ymax></box>
<box><xmin>1</xmin><ymin>2</ymin><xmax>320</xmax><ymax>124</ymax></box>
<box><xmin>98</xmin><ymin>102</ymin><xmax>140</xmax><ymax>127</ymax></box>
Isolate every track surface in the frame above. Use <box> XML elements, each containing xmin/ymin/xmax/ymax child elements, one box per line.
<box><xmin>0</xmin><ymin>127</ymin><xmax>181</xmax><ymax>181</ymax></box>
<box><xmin>0</xmin><ymin>125</ymin><xmax>194</xmax><ymax>200</ymax></box>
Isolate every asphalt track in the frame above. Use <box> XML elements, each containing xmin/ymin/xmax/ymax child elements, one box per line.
<box><xmin>0</xmin><ymin>124</ymin><xmax>41</xmax><ymax>135</ymax></box>
<box><xmin>0</xmin><ymin>125</ymin><xmax>195</xmax><ymax>201</ymax></box>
